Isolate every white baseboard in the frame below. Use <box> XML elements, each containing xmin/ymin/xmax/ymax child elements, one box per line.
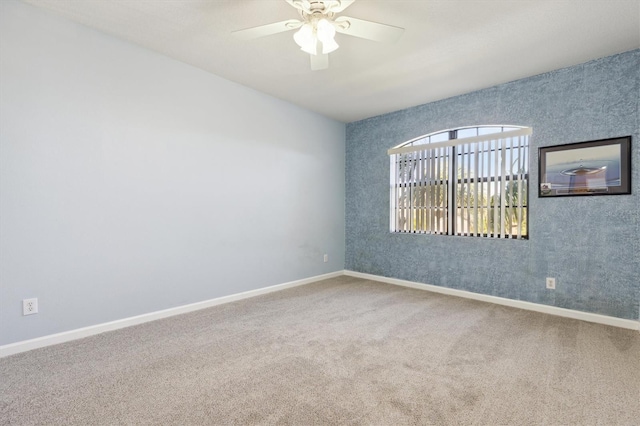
<box><xmin>344</xmin><ymin>270</ymin><xmax>640</xmax><ymax>331</ymax></box>
<box><xmin>3</xmin><ymin>269</ymin><xmax>637</xmax><ymax>358</ymax></box>
<box><xmin>0</xmin><ymin>271</ymin><xmax>343</xmax><ymax>358</ymax></box>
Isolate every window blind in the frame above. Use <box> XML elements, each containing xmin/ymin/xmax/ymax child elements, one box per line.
<box><xmin>389</xmin><ymin>127</ymin><xmax>531</xmax><ymax>238</ymax></box>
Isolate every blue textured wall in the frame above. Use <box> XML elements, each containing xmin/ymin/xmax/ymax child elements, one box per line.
<box><xmin>346</xmin><ymin>50</ymin><xmax>639</xmax><ymax>320</ymax></box>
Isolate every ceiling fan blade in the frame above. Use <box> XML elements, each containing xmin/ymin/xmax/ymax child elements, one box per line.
<box><xmin>232</xmin><ymin>19</ymin><xmax>302</xmax><ymax>40</ymax></box>
<box><xmin>310</xmin><ymin>53</ymin><xmax>329</xmax><ymax>71</ymax></box>
<box><xmin>334</xmin><ymin>16</ymin><xmax>404</xmax><ymax>43</ymax></box>
<box><xmin>328</xmin><ymin>0</ymin><xmax>355</xmax><ymax>13</ymax></box>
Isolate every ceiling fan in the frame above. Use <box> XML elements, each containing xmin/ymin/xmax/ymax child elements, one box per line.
<box><xmin>232</xmin><ymin>0</ymin><xmax>404</xmax><ymax>70</ymax></box>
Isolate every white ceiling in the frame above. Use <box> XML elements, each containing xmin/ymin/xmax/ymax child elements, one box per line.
<box><xmin>20</xmin><ymin>0</ymin><xmax>640</xmax><ymax>123</ymax></box>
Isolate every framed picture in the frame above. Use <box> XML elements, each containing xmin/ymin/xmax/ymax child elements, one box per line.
<box><xmin>538</xmin><ymin>136</ymin><xmax>631</xmax><ymax>197</ymax></box>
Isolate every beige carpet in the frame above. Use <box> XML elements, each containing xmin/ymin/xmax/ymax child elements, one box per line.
<box><xmin>1</xmin><ymin>276</ymin><xmax>639</xmax><ymax>425</ymax></box>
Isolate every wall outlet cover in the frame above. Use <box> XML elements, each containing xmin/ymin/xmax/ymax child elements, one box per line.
<box><xmin>23</xmin><ymin>298</ymin><xmax>38</xmax><ymax>315</ymax></box>
<box><xmin>546</xmin><ymin>277</ymin><xmax>556</xmax><ymax>290</ymax></box>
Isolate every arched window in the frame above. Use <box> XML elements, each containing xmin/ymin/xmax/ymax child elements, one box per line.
<box><xmin>388</xmin><ymin>126</ymin><xmax>531</xmax><ymax>239</ymax></box>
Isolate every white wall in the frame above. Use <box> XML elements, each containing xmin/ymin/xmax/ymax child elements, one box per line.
<box><xmin>0</xmin><ymin>0</ymin><xmax>346</xmax><ymax>346</ymax></box>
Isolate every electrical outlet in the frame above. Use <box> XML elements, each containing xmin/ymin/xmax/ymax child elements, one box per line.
<box><xmin>546</xmin><ymin>277</ymin><xmax>556</xmax><ymax>290</ymax></box>
<box><xmin>23</xmin><ymin>298</ymin><xmax>38</xmax><ymax>315</ymax></box>
<box><xmin>323</xmin><ymin>254</ymin><xmax>328</xmax><ymax>263</ymax></box>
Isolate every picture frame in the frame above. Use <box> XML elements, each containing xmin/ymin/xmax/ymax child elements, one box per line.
<box><xmin>538</xmin><ymin>136</ymin><xmax>631</xmax><ymax>197</ymax></box>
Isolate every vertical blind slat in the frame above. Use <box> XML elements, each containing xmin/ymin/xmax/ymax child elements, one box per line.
<box><xmin>400</xmin><ymin>153</ymin><xmax>404</xmax><ymax>232</ymax></box>
<box><xmin>461</xmin><ymin>144</ymin><xmax>465</xmax><ymax>236</ymax></box>
<box><xmin>424</xmin><ymin>148</ymin><xmax>429</xmax><ymax>233</ymax></box>
<box><xmin>510</xmin><ymin>137</ymin><xmax>515</xmax><ymax>233</ymax></box>
<box><xmin>493</xmin><ymin>139</ymin><xmax>499</xmax><ymax>238</ymax></box>
<box><xmin>448</xmin><ymin>147</ymin><xmax>454</xmax><ymax>234</ymax></box>
<box><xmin>390</xmin><ymin>156</ymin><xmax>396</xmax><ymax>231</ymax></box>
<box><xmin>411</xmin><ymin>152</ymin><xmax>415</xmax><ymax>233</ymax></box>
<box><xmin>467</xmin><ymin>143</ymin><xmax>471</xmax><ymax>235</ymax></box>
<box><xmin>414</xmin><ymin>151</ymin><xmax>426</xmax><ymax>232</ymax></box>
<box><xmin>478</xmin><ymin>142</ymin><xmax>484</xmax><ymax>236</ymax></box>
<box><xmin>424</xmin><ymin>149</ymin><xmax>429</xmax><ymax>232</ymax></box>
<box><xmin>474</xmin><ymin>145</ymin><xmax>479</xmax><ymax>237</ymax></box>
<box><xmin>435</xmin><ymin>147</ymin><xmax>440</xmax><ymax>234</ymax></box>
<box><xmin>500</xmin><ymin>138</ymin><xmax>507</xmax><ymax>238</ymax></box>
<box><xmin>463</xmin><ymin>144</ymin><xmax>467</xmax><ymax>236</ymax></box>
<box><xmin>396</xmin><ymin>154</ymin><xmax>401</xmax><ymax>231</ymax></box>
<box><xmin>516</xmin><ymin>137</ymin><xmax>522</xmax><ymax>239</ymax></box>
<box><xmin>483</xmin><ymin>141</ymin><xmax>489</xmax><ymax>237</ymax></box>
<box><xmin>440</xmin><ymin>148</ymin><xmax>444</xmax><ymax>234</ymax></box>
<box><xmin>398</xmin><ymin>153</ymin><xmax>402</xmax><ymax>232</ymax></box>
<box><xmin>417</xmin><ymin>149</ymin><xmax>422</xmax><ymax>233</ymax></box>
<box><xmin>428</xmin><ymin>148</ymin><xmax>432</xmax><ymax>233</ymax></box>
<box><xmin>403</xmin><ymin>153</ymin><xmax>409</xmax><ymax>232</ymax></box>
<box><xmin>520</xmin><ymin>136</ymin><xmax>528</xmax><ymax>237</ymax></box>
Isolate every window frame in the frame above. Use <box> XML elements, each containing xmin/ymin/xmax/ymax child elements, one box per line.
<box><xmin>389</xmin><ymin>125</ymin><xmax>531</xmax><ymax>239</ymax></box>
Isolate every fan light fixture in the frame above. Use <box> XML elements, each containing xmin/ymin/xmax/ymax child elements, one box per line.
<box><xmin>232</xmin><ymin>0</ymin><xmax>405</xmax><ymax>71</ymax></box>
<box><xmin>293</xmin><ymin>18</ymin><xmax>339</xmax><ymax>55</ymax></box>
